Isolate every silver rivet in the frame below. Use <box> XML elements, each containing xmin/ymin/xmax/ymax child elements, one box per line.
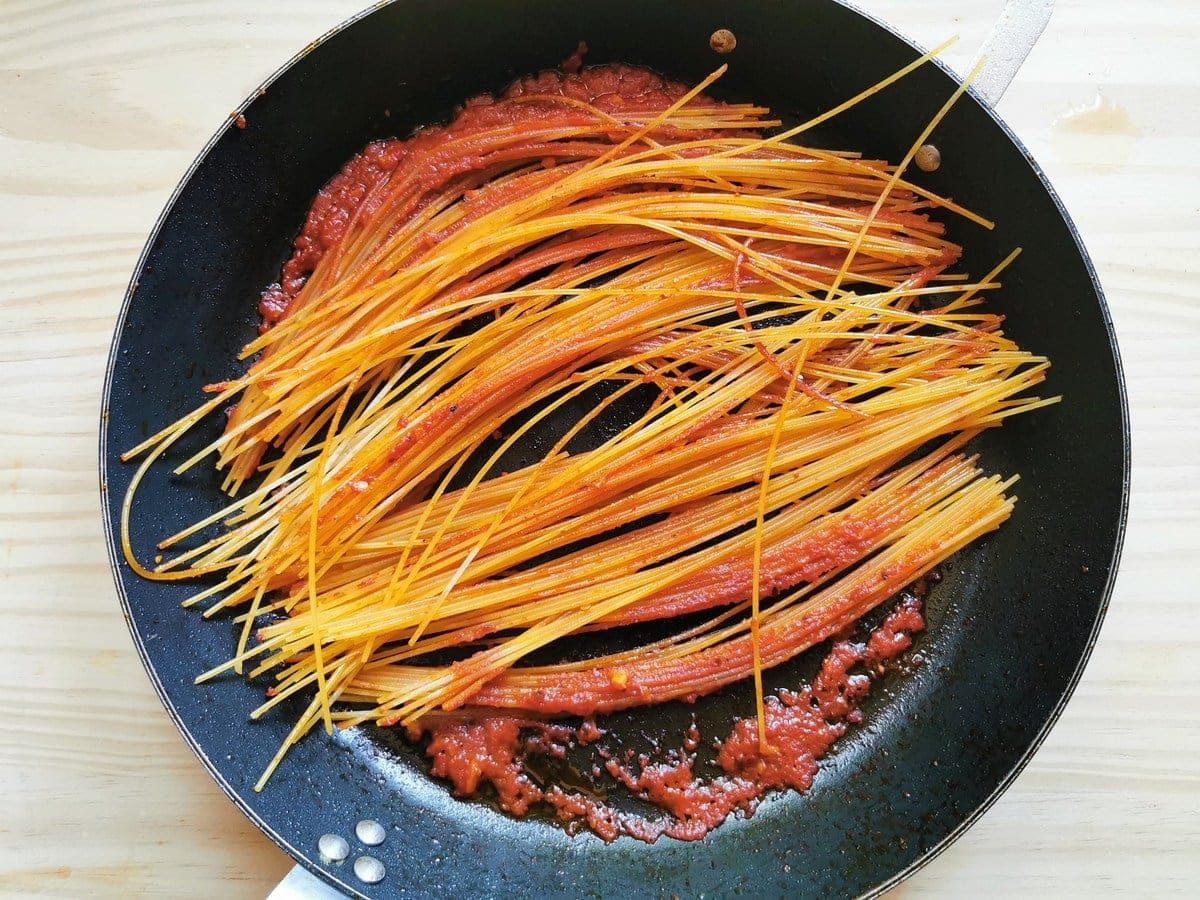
<box><xmin>354</xmin><ymin>855</ymin><xmax>386</xmax><ymax>884</ymax></box>
<box><xmin>317</xmin><ymin>833</ymin><xmax>350</xmax><ymax>862</ymax></box>
<box><xmin>355</xmin><ymin>819</ymin><xmax>386</xmax><ymax>846</ymax></box>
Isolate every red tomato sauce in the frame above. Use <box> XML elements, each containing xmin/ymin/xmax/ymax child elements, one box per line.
<box><xmin>258</xmin><ymin>63</ymin><xmax>726</xmax><ymax>331</ymax></box>
<box><xmin>411</xmin><ymin>590</ymin><xmax>926</xmax><ymax>844</ymax></box>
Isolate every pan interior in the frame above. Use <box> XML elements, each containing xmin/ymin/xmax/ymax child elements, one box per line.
<box><xmin>100</xmin><ymin>2</ymin><xmax>1127</xmax><ymax>897</ymax></box>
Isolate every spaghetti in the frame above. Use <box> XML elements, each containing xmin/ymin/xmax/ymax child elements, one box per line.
<box><xmin>122</xmin><ymin>56</ymin><xmax>1054</xmax><ymax>834</ymax></box>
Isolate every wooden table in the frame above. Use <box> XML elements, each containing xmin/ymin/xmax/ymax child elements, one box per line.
<box><xmin>2</xmin><ymin>1</ymin><xmax>1196</xmax><ymax>896</ymax></box>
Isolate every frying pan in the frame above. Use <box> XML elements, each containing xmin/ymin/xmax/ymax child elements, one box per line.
<box><xmin>99</xmin><ymin>1</ymin><xmax>1129</xmax><ymax>896</ymax></box>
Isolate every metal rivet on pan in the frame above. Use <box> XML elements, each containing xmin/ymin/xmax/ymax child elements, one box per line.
<box><xmin>354</xmin><ymin>855</ymin><xmax>386</xmax><ymax>884</ymax></box>
<box><xmin>915</xmin><ymin>143</ymin><xmax>942</xmax><ymax>172</ymax></box>
<box><xmin>355</xmin><ymin>819</ymin><xmax>387</xmax><ymax>846</ymax></box>
<box><xmin>709</xmin><ymin>28</ymin><xmax>737</xmax><ymax>54</ymax></box>
<box><xmin>317</xmin><ymin>833</ymin><xmax>350</xmax><ymax>862</ymax></box>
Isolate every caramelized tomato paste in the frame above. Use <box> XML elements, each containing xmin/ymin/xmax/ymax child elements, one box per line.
<box><xmin>259</xmin><ymin>64</ymin><xmax>727</xmax><ymax>330</ymax></box>
<box><xmin>412</xmin><ymin>591</ymin><xmax>926</xmax><ymax>844</ymax></box>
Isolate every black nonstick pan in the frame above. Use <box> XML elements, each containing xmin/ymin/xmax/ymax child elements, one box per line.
<box><xmin>99</xmin><ymin>1</ymin><xmax>1129</xmax><ymax>897</ymax></box>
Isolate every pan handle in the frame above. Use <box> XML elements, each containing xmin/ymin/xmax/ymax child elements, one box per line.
<box><xmin>968</xmin><ymin>0</ymin><xmax>1055</xmax><ymax>107</ymax></box>
<box><xmin>266</xmin><ymin>864</ymin><xmax>346</xmax><ymax>899</ymax></box>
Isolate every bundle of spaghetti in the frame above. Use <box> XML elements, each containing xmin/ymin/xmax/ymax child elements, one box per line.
<box><xmin>346</xmin><ymin>447</ymin><xmax>1017</xmax><ymax>719</ymax></box>
<box><xmin>121</xmin><ymin>56</ymin><xmax>1057</xmax><ymax>787</ymax></box>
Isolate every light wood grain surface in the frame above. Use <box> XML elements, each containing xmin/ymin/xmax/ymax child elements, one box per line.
<box><xmin>1</xmin><ymin>1</ymin><xmax>1196</xmax><ymax>897</ymax></box>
